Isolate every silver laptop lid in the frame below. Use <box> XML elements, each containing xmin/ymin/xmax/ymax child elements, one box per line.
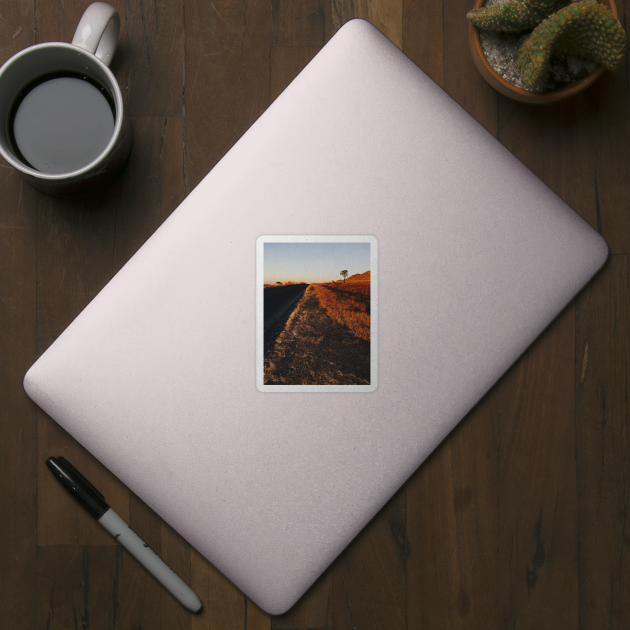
<box><xmin>24</xmin><ymin>19</ymin><xmax>607</xmax><ymax>614</ymax></box>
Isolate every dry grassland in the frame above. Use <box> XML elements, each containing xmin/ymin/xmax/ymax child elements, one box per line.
<box><xmin>312</xmin><ymin>282</ymin><xmax>370</xmax><ymax>341</ymax></box>
<box><xmin>264</xmin><ymin>286</ymin><xmax>370</xmax><ymax>385</ymax></box>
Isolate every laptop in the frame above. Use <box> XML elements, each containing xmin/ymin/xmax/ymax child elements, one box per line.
<box><xmin>23</xmin><ymin>19</ymin><xmax>608</xmax><ymax>614</ymax></box>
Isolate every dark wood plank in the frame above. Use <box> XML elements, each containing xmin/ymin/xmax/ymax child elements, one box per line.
<box><xmin>496</xmin><ymin>97</ymin><xmax>598</xmax><ymax>224</ymax></box>
<box><xmin>407</xmin><ymin>394</ymin><xmax>499</xmax><ymax>629</ymax></box>
<box><xmin>402</xmin><ymin>0</ymin><xmax>444</xmax><ymax>88</ymax></box>
<box><xmin>498</xmin><ymin>32</ymin><xmax>625</xmax><ymax>626</ymax></box>
<box><xmin>36</xmin><ymin>545</ymin><xmax>118</xmax><ymax>630</ymax></box>
<box><xmin>272</xmin><ymin>0</ymin><xmax>331</xmax><ymax>46</ymax></box>
<box><xmin>184</xmin><ymin>0</ymin><xmax>272</xmax><ymax>192</ymax></box>
<box><xmin>36</xmin><ymin>0</ymin><xmax>121</xmax><ymax>44</ymax></box>
<box><xmin>0</xmin><ymin>4</ymin><xmax>39</xmax><ymax>629</ymax></box>
<box><xmin>576</xmin><ymin>256</ymin><xmax>630</xmax><ymax>629</ymax></box>
<box><xmin>0</xmin><ymin>140</ymin><xmax>38</xmax><ymax>630</ymax></box>
<box><xmin>330</xmin><ymin>486</ymin><xmax>408</xmax><ymax>630</ymax></box>
<box><xmin>497</xmin><ymin>305</ymin><xmax>578</xmax><ymax>628</ymax></box>
<box><xmin>0</xmin><ymin>0</ymin><xmax>36</xmax><ymax>54</ymax></box>
<box><xmin>490</xmin><ymin>17</ymin><xmax>629</xmax><ymax>627</ymax></box>
<box><xmin>126</xmin><ymin>0</ymin><xmax>183</xmax><ymax>117</ymax></box>
<box><xmin>270</xmin><ymin>47</ymin><xmax>321</xmax><ymax>103</ymax></box>
<box><xmin>247</xmin><ymin>600</ymin><xmax>272</xmax><ymax>630</ymax></box>
<box><xmin>582</xmin><ymin>71</ymin><xmax>630</xmax><ymax>254</ymax></box>
<box><xmin>331</xmin><ymin>0</ymin><xmax>402</xmax><ymax>48</ymax></box>
<box><xmin>34</xmin><ymin>188</ymin><xmax>121</xmax><ymax>354</ymax></box>
<box><xmin>443</xmin><ymin>0</ymin><xmax>498</xmax><ymax>131</ymax></box>
<box><xmin>495</xmin><ymin>69</ymin><xmax>630</xmax><ymax>257</ymax></box>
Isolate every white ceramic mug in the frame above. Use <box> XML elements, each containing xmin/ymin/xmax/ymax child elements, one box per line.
<box><xmin>0</xmin><ymin>2</ymin><xmax>131</xmax><ymax>197</ymax></box>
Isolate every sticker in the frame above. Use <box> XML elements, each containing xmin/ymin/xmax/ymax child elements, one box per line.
<box><xmin>257</xmin><ymin>235</ymin><xmax>377</xmax><ymax>392</ymax></box>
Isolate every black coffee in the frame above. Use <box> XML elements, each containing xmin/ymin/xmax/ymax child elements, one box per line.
<box><xmin>10</xmin><ymin>73</ymin><xmax>115</xmax><ymax>174</ymax></box>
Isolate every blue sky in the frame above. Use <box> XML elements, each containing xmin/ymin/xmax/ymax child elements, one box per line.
<box><xmin>264</xmin><ymin>242</ymin><xmax>370</xmax><ymax>284</ymax></box>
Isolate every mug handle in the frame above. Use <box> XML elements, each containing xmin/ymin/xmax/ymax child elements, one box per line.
<box><xmin>71</xmin><ymin>2</ymin><xmax>120</xmax><ymax>67</ymax></box>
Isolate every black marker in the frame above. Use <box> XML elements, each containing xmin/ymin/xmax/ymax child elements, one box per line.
<box><xmin>46</xmin><ymin>456</ymin><xmax>202</xmax><ymax>612</ymax></box>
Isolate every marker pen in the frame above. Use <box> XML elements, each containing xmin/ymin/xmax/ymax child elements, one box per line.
<box><xmin>46</xmin><ymin>456</ymin><xmax>202</xmax><ymax>613</ymax></box>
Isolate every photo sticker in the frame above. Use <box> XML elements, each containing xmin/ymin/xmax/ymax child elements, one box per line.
<box><xmin>256</xmin><ymin>236</ymin><xmax>377</xmax><ymax>392</ymax></box>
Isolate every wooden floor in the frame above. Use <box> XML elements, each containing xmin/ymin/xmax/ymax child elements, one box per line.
<box><xmin>1</xmin><ymin>0</ymin><xmax>629</xmax><ymax>628</ymax></box>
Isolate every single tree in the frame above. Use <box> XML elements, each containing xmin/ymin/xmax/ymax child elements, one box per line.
<box><xmin>276</xmin><ymin>281</ymin><xmax>282</xmax><ymax>285</ymax></box>
<box><xmin>340</xmin><ymin>270</ymin><xmax>348</xmax><ymax>283</ymax></box>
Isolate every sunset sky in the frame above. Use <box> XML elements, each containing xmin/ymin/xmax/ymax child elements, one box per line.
<box><xmin>264</xmin><ymin>241</ymin><xmax>370</xmax><ymax>284</ymax></box>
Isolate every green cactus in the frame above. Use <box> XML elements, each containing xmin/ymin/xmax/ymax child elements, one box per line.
<box><xmin>467</xmin><ymin>0</ymin><xmax>568</xmax><ymax>33</ymax></box>
<box><xmin>516</xmin><ymin>1</ymin><xmax>627</xmax><ymax>85</ymax></box>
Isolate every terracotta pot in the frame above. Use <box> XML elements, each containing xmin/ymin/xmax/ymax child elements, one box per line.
<box><xmin>468</xmin><ymin>0</ymin><xmax>619</xmax><ymax>103</ymax></box>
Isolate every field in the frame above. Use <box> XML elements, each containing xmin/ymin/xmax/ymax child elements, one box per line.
<box><xmin>264</xmin><ymin>285</ymin><xmax>371</xmax><ymax>386</ymax></box>
<box><xmin>311</xmin><ymin>282</ymin><xmax>371</xmax><ymax>341</ymax></box>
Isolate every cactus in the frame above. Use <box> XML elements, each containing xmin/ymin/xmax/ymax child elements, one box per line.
<box><xmin>516</xmin><ymin>1</ymin><xmax>627</xmax><ymax>85</ymax></box>
<box><xmin>467</xmin><ymin>0</ymin><xmax>568</xmax><ymax>33</ymax></box>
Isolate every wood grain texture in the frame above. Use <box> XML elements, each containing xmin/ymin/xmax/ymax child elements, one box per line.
<box><xmin>407</xmin><ymin>393</ymin><xmax>498</xmax><ymax>629</ymax></box>
<box><xmin>36</xmin><ymin>545</ymin><xmax>119</xmax><ymax>630</ymax></box>
<box><xmin>0</xmin><ymin>0</ymin><xmax>36</xmax><ymax>54</ymax></box>
<box><xmin>272</xmin><ymin>0</ymin><xmax>331</xmax><ymax>46</ymax></box>
<box><xmin>576</xmin><ymin>256</ymin><xmax>630</xmax><ymax>629</ymax></box>
<box><xmin>331</xmin><ymin>486</ymin><xmax>408</xmax><ymax>630</ymax></box>
<box><xmin>583</xmin><ymin>72</ymin><xmax>630</xmax><ymax>254</ymax></box>
<box><xmin>126</xmin><ymin>0</ymin><xmax>184</xmax><ymax>117</ymax></box>
<box><xmin>495</xmin><ymin>75</ymin><xmax>629</xmax><ymax>255</ymax></box>
<box><xmin>403</xmin><ymin>0</ymin><xmax>444</xmax><ymax>87</ymax></box>
<box><xmin>0</xmin><ymin>150</ymin><xmax>38</xmax><ymax>630</ymax></box>
<box><xmin>497</xmin><ymin>304</ymin><xmax>579</xmax><ymax>629</ymax></box>
<box><xmin>1</xmin><ymin>0</ymin><xmax>629</xmax><ymax>627</ymax></box>
<box><xmin>184</xmin><ymin>0</ymin><xmax>271</xmax><ymax>191</ymax></box>
<box><xmin>0</xmin><ymin>5</ymin><xmax>38</xmax><ymax>629</ymax></box>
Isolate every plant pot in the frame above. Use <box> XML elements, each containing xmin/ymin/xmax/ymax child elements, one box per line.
<box><xmin>468</xmin><ymin>0</ymin><xmax>619</xmax><ymax>103</ymax></box>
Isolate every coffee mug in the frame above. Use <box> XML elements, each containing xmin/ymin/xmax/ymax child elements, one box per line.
<box><xmin>0</xmin><ymin>2</ymin><xmax>132</xmax><ymax>197</ymax></box>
